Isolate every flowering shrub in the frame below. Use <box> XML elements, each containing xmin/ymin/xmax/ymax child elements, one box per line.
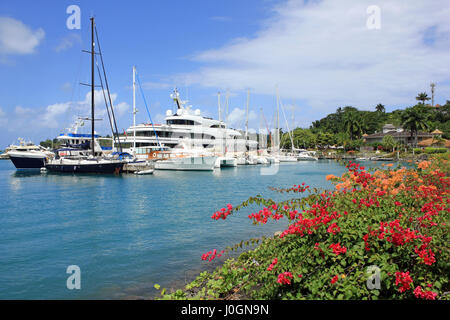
<box><xmin>160</xmin><ymin>158</ymin><xmax>449</xmax><ymax>300</ymax></box>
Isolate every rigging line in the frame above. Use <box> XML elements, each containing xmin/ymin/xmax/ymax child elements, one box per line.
<box><xmin>135</xmin><ymin>70</ymin><xmax>163</xmax><ymax>149</ymax></box>
<box><xmin>279</xmin><ymin>97</ymin><xmax>295</xmax><ymax>150</ymax></box>
<box><xmin>94</xmin><ymin>25</ymin><xmax>122</xmax><ymax>152</ymax></box>
<box><xmin>95</xmin><ymin>58</ymin><xmax>116</xmax><ymax>144</ymax></box>
<box><xmin>261</xmin><ymin>109</ymin><xmax>273</xmax><ymax>149</ymax></box>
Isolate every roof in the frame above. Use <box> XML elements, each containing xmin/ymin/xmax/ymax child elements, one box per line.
<box><xmin>383</xmin><ymin>124</ymin><xmax>396</xmax><ymax>129</ymax></box>
<box><xmin>417</xmin><ymin>138</ymin><xmax>450</xmax><ymax>147</ymax></box>
<box><xmin>365</xmin><ymin>130</ymin><xmax>433</xmax><ymax>139</ymax></box>
<box><xmin>431</xmin><ymin>129</ymin><xmax>443</xmax><ymax>134</ymax></box>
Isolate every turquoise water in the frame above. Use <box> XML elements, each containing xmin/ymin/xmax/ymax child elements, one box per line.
<box><xmin>0</xmin><ymin>159</ymin><xmax>349</xmax><ymax>299</ymax></box>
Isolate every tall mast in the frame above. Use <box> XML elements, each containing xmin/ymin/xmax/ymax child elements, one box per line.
<box><xmin>133</xmin><ymin>66</ymin><xmax>136</xmax><ymax>154</ymax></box>
<box><xmin>225</xmin><ymin>90</ymin><xmax>229</xmax><ymax>123</ymax></box>
<box><xmin>218</xmin><ymin>91</ymin><xmax>221</xmax><ymax>123</ymax></box>
<box><xmin>276</xmin><ymin>86</ymin><xmax>280</xmax><ymax>153</ymax></box>
<box><xmin>90</xmin><ymin>17</ymin><xmax>95</xmax><ymax>157</ymax></box>
<box><xmin>245</xmin><ymin>89</ymin><xmax>249</xmax><ymax>140</ymax></box>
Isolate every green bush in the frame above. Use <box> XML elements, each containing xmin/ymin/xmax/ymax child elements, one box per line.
<box><xmin>424</xmin><ymin>147</ymin><xmax>447</xmax><ymax>154</ymax></box>
<box><xmin>159</xmin><ymin>159</ymin><xmax>449</xmax><ymax>300</ymax></box>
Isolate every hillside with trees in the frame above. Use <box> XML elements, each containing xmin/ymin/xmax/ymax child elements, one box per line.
<box><xmin>281</xmin><ymin>95</ymin><xmax>450</xmax><ymax>151</ymax></box>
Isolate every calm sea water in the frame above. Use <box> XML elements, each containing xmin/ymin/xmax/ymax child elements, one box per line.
<box><xmin>0</xmin><ymin>159</ymin><xmax>351</xmax><ymax>299</ymax></box>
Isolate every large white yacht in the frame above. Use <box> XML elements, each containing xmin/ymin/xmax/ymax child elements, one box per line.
<box><xmin>116</xmin><ymin>89</ymin><xmax>258</xmax><ymax>160</ymax></box>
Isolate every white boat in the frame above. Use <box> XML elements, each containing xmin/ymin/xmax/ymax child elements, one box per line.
<box><xmin>297</xmin><ymin>151</ymin><xmax>318</xmax><ymax>161</ymax></box>
<box><xmin>266</xmin><ymin>156</ymin><xmax>280</xmax><ymax>164</ymax></box>
<box><xmin>134</xmin><ymin>168</ymin><xmax>154</xmax><ymax>175</ymax></box>
<box><xmin>7</xmin><ymin>138</ymin><xmax>54</xmax><ymax>169</ymax></box>
<box><xmin>255</xmin><ymin>156</ymin><xmax>269</xmax><ymax>164</ymax></box>
<box><xmin>246</xmin><ymin>156</ymin><xmax>258</xmax><ymax>165</ymax></box>
<box><xmin>116</xmin><ymin>88</ymin><xmax>259</xmax><ymax>157</ymax></box>
<box><xmin>8</xmin><ymin>149</ymin><xmax>54</xmax><ymax>169</ymax></box>
<box><xmin>155</xmin><ymin>155</ymin><xmax>217</xmax><ymax>171</ymax></box>
<box><xmin>154</xmin><ymin>142</ymin><xmax>218</xmax><ymax>171</ymax></box>
<box><xmin>278</xmin><ymin>155</ymin><xmax>298</xmax><ymax>162</ymax></box>
<box><xmin>216</xmin><ymin>156</ymin><xmax>237</xmax><ymax>167</ymax></box>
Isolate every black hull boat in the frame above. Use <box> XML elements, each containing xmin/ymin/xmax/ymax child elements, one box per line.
<box><xmin>9</xmin><ymin>154</ymin><xmax>46</xmax><ymax>169</ymax></box>
<box><xmin>8</xmin><ymin>150</ymin><xmax>53</xmax><ymax>169</ymax></box>
<box><xmin>45</xmin><ymin>159</ymin><xmax>124</xmax><ymax>174</ymax></box>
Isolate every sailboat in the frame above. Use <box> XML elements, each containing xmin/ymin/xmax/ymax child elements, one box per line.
<box><xmin>45</xmin><ymin>17</ymin><xmax>125</xmax><ymax>174</ymax></box>
<box><xmin>274</xmin><ymin>88</ymin><xmax>297</xmax><ymax>162</ymax></box>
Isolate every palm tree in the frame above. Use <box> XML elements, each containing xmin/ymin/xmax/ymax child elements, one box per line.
<box><xmin>375</xmin><ymin>103</ymin><xmax>385</xmax><ymax>113</ymax></box>
<box><xmin>416</xmin><ymin>92</ymin><xmax>431</xmax><ymax>105</ymax></box>
<box><xmin>343</xmin><ymin>111</ymin><xmax>363</xmax><ymax>140</ymax></box>
<box><xmin>382</xmin><ymin>134</ymin><xmax>396</xmax><ymax>152</ymax></box>
<box><xmin>401</xmin><ymin>105</ymin><xmax>430</xmax><ymax>146</ymax></box>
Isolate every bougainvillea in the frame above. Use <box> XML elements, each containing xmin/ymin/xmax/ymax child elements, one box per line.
<box><xmin>160</xmin><ymin>158</ymin><xmax>449</xmax><ymax>300</ymax></box>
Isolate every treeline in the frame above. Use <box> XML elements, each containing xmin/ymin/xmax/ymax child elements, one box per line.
<box><xmin>281</xmin><ymin>94</ymin><xmax>450</xmax><ymax>150</ymax></box>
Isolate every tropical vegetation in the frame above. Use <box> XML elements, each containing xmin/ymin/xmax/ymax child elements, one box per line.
<box><xmin>158</xmin><ymin>157</ymin><xmax>449</xmax><ymax>300</ymax></box>
<box><xmin>280</xmin><ymin>97</ymin><xmax>450</xmax><ymax>150</ymax></box>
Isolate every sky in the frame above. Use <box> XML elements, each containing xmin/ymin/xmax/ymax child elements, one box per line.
<box><xmin>0</xmin><ymin>0</ymin><xmax>449</xmax><ymax>148</ymax></box>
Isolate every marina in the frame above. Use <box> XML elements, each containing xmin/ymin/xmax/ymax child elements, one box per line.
<box><xmin>0</xmin><ymin>0</ymin><xmax>448</xmax><ymax>304</ymax></box>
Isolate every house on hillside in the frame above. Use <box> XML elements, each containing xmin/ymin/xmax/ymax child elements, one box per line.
<box><xmin>417</xmin><ymin>129</ymin><xmax>450</xmax><ymax>149</ymax></box>
<box><xmin>364</xmin><ymin>124</ymin><xmax>433</xmax><ymax>146</ymax></box>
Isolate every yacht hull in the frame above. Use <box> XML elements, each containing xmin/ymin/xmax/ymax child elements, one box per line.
<box><xmin>8</xmin><ymin>151</ymin><xmax>47</xmax><ymax>169</ymax></box>
<box><xmin>155</xmin><ymin>156</ymin><xmax>217</xmax><ymax>171</ymax></box>
<box><xmin>45</xmin><ymin>160</ymin><xmax>124</xmax><ymax>174</ymax></box>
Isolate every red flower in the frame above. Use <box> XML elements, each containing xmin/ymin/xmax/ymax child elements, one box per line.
<box><xmin>327</xmin><ymin>223</ymin><xmax>341</xmax><ymax>235</ymax></box>
<box><xmin>267</xmin><ymin>258</ymin><xmax>278</xmax><ymax>271</ymax></box>
<box><xmin>329</xmin><ymin>243</ymin><xmax>347</xmax><ymax>256</ymax></box>
<box><xmin>395</xmin><ymin>271</ymin><xmax>413</xmax><ymax>293</ymax></box>
<box><xmin>414</xmin><ymin>286</ymin><xmax>437</xmax><ymax>300</ymax></box>
<box><xmin>331</xmin><ymin>275</ymin><xmax>339</xmax><ymax>284</ymax></box>
<box><xmin>277</xmin><ymin>272</ymin><xmax>293</xmax><ymax>285</ymax></box>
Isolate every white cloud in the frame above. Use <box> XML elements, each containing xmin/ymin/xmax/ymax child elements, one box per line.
<box><xmin>14</xmin><ymin>105</ymin><xmax>34</xmax><ymax>116</ymax></box>
<box><xmin>41</xmin><ymin>102</ymin><xmax>72</xmax><ymax>128</ymax></box>
<box><xmin>177</xmin><ymin>0</ymin><xmax>450</xmax><ymax>116</ymax></box>
<box><xmin>0</xmin><ymin>17</ymin><xmax>44</xmax><ymax>56</ymax></box>
<box><xmin>226</xmin><ymin>107</ymin><xmax>257</xmax><ymax>130</ymax></box>
<box><xmin>55</xmin><ymin>33</ymin><xmax>82</xmax><ymax>52</ymax></box>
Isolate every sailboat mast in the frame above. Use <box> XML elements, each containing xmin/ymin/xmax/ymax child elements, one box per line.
<box><xmin>90</xmin><ymin>17</ymin><xmax>95</xmax><ymax>157</ymax></box>
<box><xmin>276</xmin><ymin>87</ymin><xmax>280</xmax><ymax>153</ymax></box>
<box><xmin>218</xmin><ymin>91</ymin><xmax>221</xmax><ymax>123</ymax></box>
<box><xmin>133</xmin><ymin>66</ymin><xmax>136</xmax><ymax>154</ymax></box>
<box><xmin>245</xmin><ymin>89</ymin><xmax>249</xmax><ymax>140</ymax></box>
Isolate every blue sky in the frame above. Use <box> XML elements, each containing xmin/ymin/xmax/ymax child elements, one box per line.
<box><xmin>1</xmin><ymin>0</ymin><xmax>450</xmax><ymax>148</ymax></box>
